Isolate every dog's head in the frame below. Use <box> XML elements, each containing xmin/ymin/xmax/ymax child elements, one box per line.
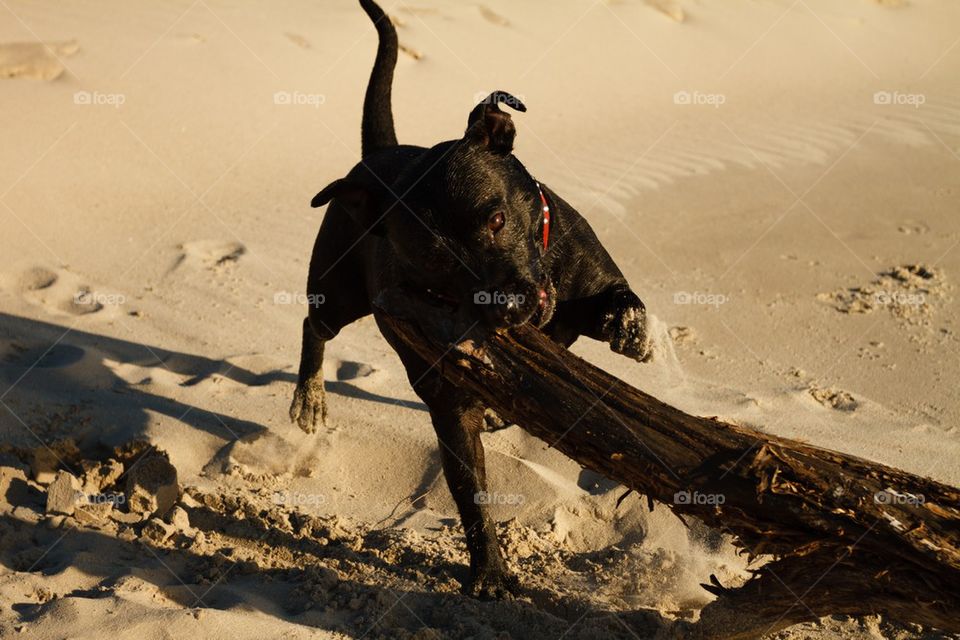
<box><xmin>313</xmin><ymin>92</ymin><xmax>555</xmax><ymax>329</ymax></box>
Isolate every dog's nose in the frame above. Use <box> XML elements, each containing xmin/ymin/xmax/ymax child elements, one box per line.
<box><xmin>473</xmin><ymin>282</ymin><xmax>538</xmax><ymax>329</ymax></box>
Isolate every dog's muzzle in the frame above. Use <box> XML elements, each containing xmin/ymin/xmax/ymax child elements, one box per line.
<box><xmin>473</xmin><ymin>276</ymin><xmax>555</xmax><ymax>329</ymax></box>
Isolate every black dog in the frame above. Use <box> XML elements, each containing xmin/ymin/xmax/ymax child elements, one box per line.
<box><xmin>291</xmin><ymin>0</ymin><xmax>651</xmax><ymax>598</ymax></box>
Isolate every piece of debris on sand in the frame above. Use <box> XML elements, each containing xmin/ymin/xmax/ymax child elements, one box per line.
<box><xmin>125</xmin><ymin>454</ymin><xmax>180</xmax><ymax>518</ymax></box>
<box><xmin>45</xmin><ymin>470</ymin><xmax>82</xmax><ymax>515</ymax></box>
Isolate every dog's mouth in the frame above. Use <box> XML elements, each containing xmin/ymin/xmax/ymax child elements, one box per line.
<box><xmin>473</xmin><ymin>275</ymin><xmax>555</xmax><ymax>330</ymax></box>
<box><xmin>530</xmin><ymin>278</ymin><xmax>557</xmax><ymax>328</ymax></box>
<box><xmin>419</xmin><ymin>275</ymin><xmax>555</xmax><ymax>330</ymax></box>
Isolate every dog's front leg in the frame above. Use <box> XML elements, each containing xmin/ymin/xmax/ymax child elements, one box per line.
<box><xmin>596</xmin><ymin>284</ymin><xmax>652</xmax><ymax>362</ymax></box>
<box><xmin>290</xmin><ymin>317</ymin><xmax>328</xmax><ymax>433</ymax></box>
<box><xmin>555</xmin><ymin>284</ymin><xmax>652</xmax><ymax>362</ymax></box>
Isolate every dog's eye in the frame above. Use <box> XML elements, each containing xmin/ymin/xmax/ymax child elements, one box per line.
<box><xmin>488</xmin><ymin>212</ymin><xmax>505</xmax><ymax>234</ymax></box>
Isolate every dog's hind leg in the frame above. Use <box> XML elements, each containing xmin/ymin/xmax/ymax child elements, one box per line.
<box><xmin>376</xmin><ymin>318</ymin><xmax>518</xmax><ymax>597</ymax></box>
<box><xmin>419</xmin><ymin>385</ymin><xmax>518</xmax><ymax>595</ymax></box>
<box><xmin>290</xmin><ymin>214</ymin><xmax>372</xmax><ymax>433</ymax></box>
<box><xmin>428</xmin><ymin>383</ymin><xmax>519</xmax><ymax>598</ymax></box>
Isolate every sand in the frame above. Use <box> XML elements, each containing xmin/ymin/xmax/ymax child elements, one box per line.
<box><xmin>0</xmin><ymin>0</ymin><xmax>958</xmax><ymax>638</ymax></box>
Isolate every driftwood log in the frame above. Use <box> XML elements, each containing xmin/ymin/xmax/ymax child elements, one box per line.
<box><xmin>375</xmin><ymin>291</ymin><xmax>960</xmax><ymax>640</ymax></box>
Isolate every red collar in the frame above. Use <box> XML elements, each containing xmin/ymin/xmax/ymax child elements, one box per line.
<box><xmin>536</xmin><ymin>181</ymin><xmax>551</xmax><ymax>251</ymax></box>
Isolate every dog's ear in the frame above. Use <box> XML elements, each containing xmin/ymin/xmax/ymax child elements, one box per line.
<box><xmin>464</xmin><ymin>91</ymin><xmax>527</xmax><ymax>154</ymax></box>
<box><xmin>311</xmin><ymin>177</ymin><xmax>391</xmax><ymax>236</ymax></box>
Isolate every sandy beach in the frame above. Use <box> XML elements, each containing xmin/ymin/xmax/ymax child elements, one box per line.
<box><xmin>1</xmin><ymin>0</ymin><xmax>959</xmax><ymax>638</ymax></box>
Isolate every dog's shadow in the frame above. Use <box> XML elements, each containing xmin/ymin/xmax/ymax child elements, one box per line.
<box><xmin>0</xmin><ymin>312</ymin><xmax>424</xmax><ymax>452</ymax></box>
<box><xmin>0</xmin><ymin>314</ymin><xmax>673</xmax><ymax>636</ymax></box>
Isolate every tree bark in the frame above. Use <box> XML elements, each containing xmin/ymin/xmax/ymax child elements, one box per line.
<box><xmin>375</xmin><ymin>291</ymin><xmax>960</xmax><ymax>639</ymax></box>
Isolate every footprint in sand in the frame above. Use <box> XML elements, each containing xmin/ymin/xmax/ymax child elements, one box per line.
<box><xmin>399</xmin><ymin>6</ymin><xmax>442</xmax><ymax>16</ymax></box>
<box><xmin>478</xmin><ymin>5</ymin><xmax>510</xmax><ymax>27</ymax></box>
<box><xmin>668</xmin><ymin>325</ymin><xmax>696</xmax><ymax>345</ymax></box>
<box><xmin>15</xmin><ymin>266</ymin><xmax>59</xmax><ymax>292</ymax></box>
<box><xmin>809</xmin><ymin>386</ymin><xmax>859</xmax><ymax>412</ymax></box>
<box><xmin>898</xmin><ymin>220</ymin><xmax>929</xmax><ymax>235</ymax></box>
<box><xmin>644</xmin><ymin>0</ymin><xmax>685</xmax><ymax>23</ymax></box>
<box><xmin>106</xmin><ymin>356</ymin><xmax>196</xmax><ymax>389</ymax></box>
<box><xmin>176</xmin><ymin>33</ymin><xmax>207</xmax><ymax>44</ymax></box>
<box><xmin>2</xmin><ymin>266</ymin><xmax>127</xmax><ymax>317</ymax></box>
<box><xmin>0</xmin><ymin>40</ymin><xmax>79</xmax><ymax>81</ymax></box>
<box><xmin>321</xmin><ymin>358</ymin><xmax>377</xmax><ymax>382</ymax></box>
<box><xmin>284</xmin><ymin>32</ymin><xmax>312</xmax><ymax>49</ymax></box>
<box><xmin>399</xmin><ymin>43</ymin><xmax>424</xmax><ymax>60</ymax></box>
<box><xmin>335</xmin><ymin>360</ymin><xmax>375</xmax><ymax>380</ymax></box>
<box><xmin>818</xmin><ymin>264</ymin><xmax>945</xmax><ymax>322</ymax></box>
<box><xmin>174</xmin><ymin>240</ymin><xmax>246</xmax><ymax>272</ymax></box>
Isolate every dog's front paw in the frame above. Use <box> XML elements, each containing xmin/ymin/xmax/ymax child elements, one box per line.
<box><xmin>289</xmin><ymin>383</ymin><xmax>327</xmax><ymax>434</ymax></box>
<box><xmin>464</xmin><ymin>568</ymin><xmax>520</xmax><ymax>600</ymax></box>
<box><xmin>600</xmin><ymin>288</ymin><xmax>652</xmax><ymax>362</ymax></box>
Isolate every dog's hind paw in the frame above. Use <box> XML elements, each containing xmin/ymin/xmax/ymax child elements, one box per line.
<box><xmin>289</xmin><ymin>384</ymin><xmax>327</xmax><ymax>434</ymax></box>
<box><xmin>602</xmin><ymin>289</ymin><xmax>653</xmax><ymax>363</ymax></box>
<box><xmin>464</xmin><ymin>569</ymin><xmax>520</xmax><ymax>600</ymax></box>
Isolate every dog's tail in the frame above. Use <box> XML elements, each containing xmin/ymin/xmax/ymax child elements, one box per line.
<box><xmin>359</xmin><ymin>0</ymin><xmax>398</xmax><ymax>157</ymax></box>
